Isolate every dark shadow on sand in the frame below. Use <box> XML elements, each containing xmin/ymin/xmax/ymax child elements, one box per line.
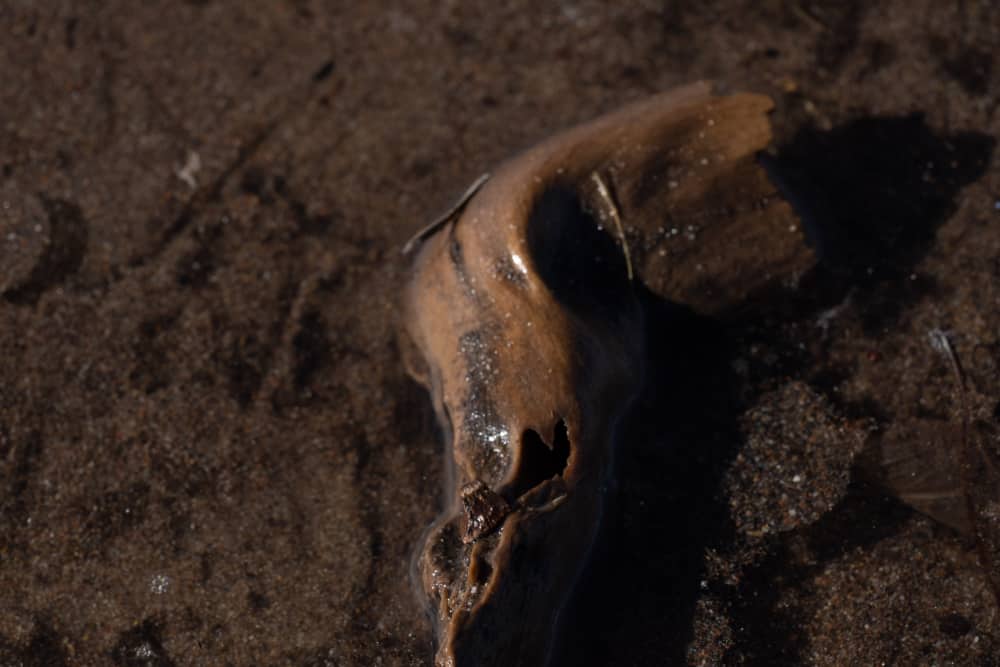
<box><xmin>550</xmin><ymin>115</ymin><xmax>993</xmax><ymax>666</ymax></box>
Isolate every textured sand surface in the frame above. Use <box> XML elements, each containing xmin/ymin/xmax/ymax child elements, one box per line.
<box><xmin>1</xmin><ymin>2</ymin><xmax>998</xmax><ymax>665</ymax></box>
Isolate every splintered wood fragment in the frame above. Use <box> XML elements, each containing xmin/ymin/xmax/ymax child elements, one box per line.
<box><xmin>461</xmin><ymin>480</ymin><xmax>511</xmax><ymax>543</ymax></box>
<box><xmin>590</xmin><ymin>172</ymin><xmax>634</xmax><ymax>281</ymax></box>
<box><xmin>402</xmin><ymin>173</ymin><xmax>491</xmax><ymax>255</ymax></box>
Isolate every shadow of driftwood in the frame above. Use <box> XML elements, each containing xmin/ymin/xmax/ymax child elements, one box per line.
<box><xmin>763</xmin><ymin>113</ymin><xmax>994</xmax><ymax>332</ymax></box>
<box><xmin>551</xmin><ymin>115</ymin><xmax>993</xmax><ymax>666</ymax></box>
<box><xmin>552</xmin><ymin>292</ymin><xmax>741</xmax><ymax>667</ymax></box>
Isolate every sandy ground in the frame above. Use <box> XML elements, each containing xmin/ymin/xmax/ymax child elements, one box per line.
<box><xmin>1</xmin><ymin>2</ymin><xmax>999</xmax><ymax>665</ymax></box>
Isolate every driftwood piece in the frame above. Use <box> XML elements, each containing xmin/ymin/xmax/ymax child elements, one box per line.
<box><xmin>401</xmin><ymin>82</ymin><xmax>812</xmax><ymax>666</ymax></box>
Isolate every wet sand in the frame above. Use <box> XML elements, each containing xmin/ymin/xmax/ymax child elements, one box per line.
<box><xmin>1</xmin><ymin>2</ymin><xmax>999</xmax><ymax>665</ymax></box>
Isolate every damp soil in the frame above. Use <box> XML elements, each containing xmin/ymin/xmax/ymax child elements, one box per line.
<box><xmin>1</xmin><ymin>2</ymin><xmax>999</xmax><ymax>665</ymax></box>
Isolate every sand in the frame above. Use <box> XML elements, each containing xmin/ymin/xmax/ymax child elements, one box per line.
<box><xmin>1</xmin><ymin>2</ymin><xmax>998</xmax><ymax>665</ymax></box>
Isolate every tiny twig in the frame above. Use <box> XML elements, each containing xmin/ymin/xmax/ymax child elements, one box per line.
<box><xmin>590</xmin><ymin>172</ymin><xmax>634</xmax><ymax>282</ymax></box>
<box><xmin>402</xmin><ymin>173</ymin><xmax>490</xmax><ymax>255</ymax></box>
<box><xmin>930</xmin><ymin>329</ymin><xmax>998</xmax><ymax>481</ymax></box>
<box><xmin>792</xmin><ymin>1</ymin><xmax>828</xmax><ymax>30</ymax></box>
<box><xmin>929</xmin><ymin>328</ymin><xmax>1000</xmax><ymax>610</ymax></box>
<box><xmin>928</xmin><ymin>329</ymin><xmax>966</xmax><ymax>392</ymax></box>
<box><xmin>522</xmin><ymin>493</ymin><xmax>568</xmax><ymax>516</ymax></box>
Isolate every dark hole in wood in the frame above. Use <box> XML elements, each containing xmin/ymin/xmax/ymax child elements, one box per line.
<box><xmin>508</xmin><ymin>420</ymin><xmax>571</xmax><ymax>500</ymax></box>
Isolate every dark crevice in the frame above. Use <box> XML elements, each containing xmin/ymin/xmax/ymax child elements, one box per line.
<box><xmin>507</xmin><ymin>421</ymin><xmax>570</xmax><ymax>501</ymax></box>
<box><xmin>473</xmin><ymin>559</ymin><xmax>492</xmax><ymax>586</ymax></box>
